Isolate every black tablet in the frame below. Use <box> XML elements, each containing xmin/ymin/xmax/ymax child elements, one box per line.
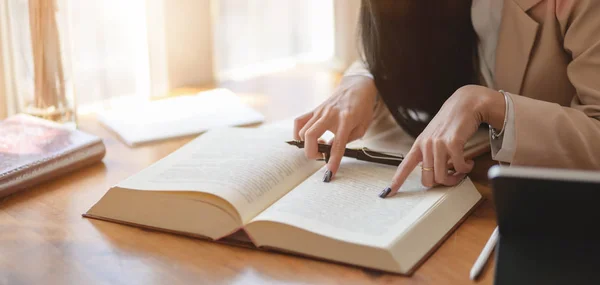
<box><xmin>488</xmin><ymin>165</ymin><xmax>600</xmax><ymax>285</ymax></box>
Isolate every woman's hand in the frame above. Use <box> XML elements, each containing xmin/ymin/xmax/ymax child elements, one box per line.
<box><xmin>294</xmin><ymin>76</ymin><xmax>378</xmax><ymax>182</ymax></box>
<box><xmin>381</xmin><ymin>85</ymin><xmax>506</xmax><ymax>198</ymax></box>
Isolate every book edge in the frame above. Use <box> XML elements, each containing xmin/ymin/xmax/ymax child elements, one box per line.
<box><xmin>80</xmin><ymin>190</ymin><xmax>485</xmax><ymax>276</ymax></box>
<box><xmin>82</xmin><ymin>212</ymin><xmax>412</xmax><ymax>275</ymax></box>
<box><xmin>82</xmin><ymin>212</ymin><xmax>223</xmax><ymax>244</ymax></box>
<box><xmin>402</xmin><ymin>195</ymin><xmax>485</xmax><ymax>276</ymax></box>
<box><xmin>257</xmin><ymin>244</ymin><xmax>410</xmax><ymax>275</ymax></box>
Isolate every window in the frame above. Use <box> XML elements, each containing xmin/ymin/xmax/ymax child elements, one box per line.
<box><xmin>68</xmin><ymin>0</ymin><xmax>151</xmax><ymax>106</ymax></box>
<box><xmin>0</xmin><ymin>0</ymin><xmax>355</xmax><ymax>118</ymax></box>
<box><xmin>4</xmin><ymin>0</ymin><xmax>149</xmax><ymax>107</ymax></box>
<box><xmin>213</xmin><ymin>0</ymin><xmax>335</xmax><ymax>81</ymax></box>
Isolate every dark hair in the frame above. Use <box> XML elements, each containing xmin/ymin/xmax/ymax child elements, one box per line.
<box><xmin>359</xmin><ymin>0</ymin><xmax>478</xmax><ymax>137</ymax></box>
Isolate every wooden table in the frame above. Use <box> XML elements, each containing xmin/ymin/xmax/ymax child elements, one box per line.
<box><xmin>0</xmin><ymin>68</ymin><xmax>498</xmax><ymax>285</ymax></box>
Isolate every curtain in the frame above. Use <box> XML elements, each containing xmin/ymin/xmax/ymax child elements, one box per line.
<box><xmin>213</xmin><ymin>0</ymin><xmax>335</xmax><ymax>80</ymax></box>
<box><xmin>68</xmin><ymin>0</ymin><xmax>151</xmax><ymax>106</ymax></box>
<box><xmin>0</xmin><ymin>0</ymin><xmax>355</xmax><ymax>118</ymax></box>
<box><xmin>3</xmin><ymin>0</ymin><xmax>150</xmax><ymax>114</ymax></box>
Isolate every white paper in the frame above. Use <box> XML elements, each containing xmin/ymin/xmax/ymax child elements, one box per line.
<box><xmin>97</xmin><ymin>89</ymin><xmax>265</xmax><ymax>146</ymax></box>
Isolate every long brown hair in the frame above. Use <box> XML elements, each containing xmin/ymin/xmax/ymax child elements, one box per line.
<box><xmin>359</xmin><ymin>0</ymin><xmax>478</xmax><ymax>137</ymax></box>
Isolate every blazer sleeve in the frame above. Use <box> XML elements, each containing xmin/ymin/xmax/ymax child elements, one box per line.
<box><xmin>510</xmin><ymin>0</ymin><xmax>600</xmax><ymax>169</ymax></box>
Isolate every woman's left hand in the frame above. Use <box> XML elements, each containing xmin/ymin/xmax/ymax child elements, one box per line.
<box><xmin>383</xmin><ymin>85</ymin><xmax>506</xmax><ymax>197</ymax></box>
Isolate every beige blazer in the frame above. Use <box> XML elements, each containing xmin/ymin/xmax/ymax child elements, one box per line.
<box><xmin>496</xmin><ymin>0</ymin><xmax>600</xmax><ymax>169</ymax></box>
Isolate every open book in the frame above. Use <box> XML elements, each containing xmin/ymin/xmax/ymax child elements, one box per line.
<box><xmin>84</xmin><ymin>124</ymin><xmax>484</xmax><ymax>274</ymax></box>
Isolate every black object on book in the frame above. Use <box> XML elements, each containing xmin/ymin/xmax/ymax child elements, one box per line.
<box><xmin>285</xmin><ymin>140</ymin><xmax>403</xmax><ymax>166</ymax></box>
<box><xmin>488</xmin><ymin>165</ymin><xmax>600</xmax><ymax>285</ymax></box>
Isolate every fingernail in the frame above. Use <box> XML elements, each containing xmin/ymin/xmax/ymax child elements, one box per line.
<box><xmin>322</xmin><ymin>169</ymin><xmax>332</xmax><ymax>183</ymax></box>
<box><xmin>379</xmin><ymin>187</ymin><xmax>392</xmax><ymax>198</ymax></box>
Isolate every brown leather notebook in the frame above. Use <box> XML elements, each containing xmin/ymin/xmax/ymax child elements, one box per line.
<box><xmin>0</xmin><ymin>114</ymin><xmax>106</xmax><ymax>198</ymax></box>
<box><xmin>84</xmin><ymin>126</ymin><xmax>483</xmax><ymax>275</ymax></box>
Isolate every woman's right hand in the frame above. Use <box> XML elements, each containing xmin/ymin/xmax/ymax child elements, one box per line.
<box><xmin>294</xmin><ymin>75</ymin><xmax>379</xmax><ymax>182</ymax></box>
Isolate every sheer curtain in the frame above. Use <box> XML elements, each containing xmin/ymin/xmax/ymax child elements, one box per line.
<box><xmin>213</xmin><ymin>0</ymin><xmax>335</xmax><ymax>81</ymax></box>
<box><xmin>0</xmin><ymin>0</ymin><xmax>355</xmax><ymax>118</ymax></box>
<box><xmin>68</xmin><ymin>0</ymin><xmax>151</xmax><ymax>106</ymax></box>
<box><xmin>1</xmin><ymin>0</ymin><xmax>150</xmax><ymax>113</ymax></box>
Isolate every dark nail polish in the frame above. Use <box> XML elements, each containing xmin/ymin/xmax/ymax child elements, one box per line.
<box><xmin>379</xmin><ymin>187</ymin><xmax>392</xmax><ymax>198</ymax></box>
<box><xmin>322</xmin><ymin>169</ymin><xmax>332</xmax><ymax>183</ymax></box>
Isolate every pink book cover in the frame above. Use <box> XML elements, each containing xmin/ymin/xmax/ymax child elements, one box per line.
<box><xmin>0</xmin><ymin>114</ymin><xmax>106</xmax><ymax>197</ymax></box>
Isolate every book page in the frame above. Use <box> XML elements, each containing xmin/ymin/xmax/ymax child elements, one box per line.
<box><xmin>250</xmin><ymin>158</ymin><xmax>456</xmax><ymax>247</ymax></box>
<box><xmin>117</xmin><ymin>126</ymin><xmax>322</xmax><ymax>223</ymax></box>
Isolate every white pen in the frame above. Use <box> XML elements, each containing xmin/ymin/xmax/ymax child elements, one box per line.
<box><xmin>470</xmin><ymin>226</ymin><xmax>499</xmax><ymax>280</ymax></box>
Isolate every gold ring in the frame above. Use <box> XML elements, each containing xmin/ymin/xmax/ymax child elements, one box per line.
<box><xmin>421</xmin><ymin>166</ymin><xmax>434</xmax><ymax>171</ymax></box>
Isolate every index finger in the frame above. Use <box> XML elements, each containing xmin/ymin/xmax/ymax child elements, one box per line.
<box><xmin>384</xmin><ymin>148</ymin><xmax>422</xmax><ymax>198</ymax></box>
<box><xmin>324</xmin><ymin>121</ymin><xmax>352</xmax><ymax>181</ymax></box>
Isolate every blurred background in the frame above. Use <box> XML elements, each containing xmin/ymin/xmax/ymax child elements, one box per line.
<box><xmin>0</xmin><ymin>0</ymin><xmax>361</xmax><ymax>120</ymax></box>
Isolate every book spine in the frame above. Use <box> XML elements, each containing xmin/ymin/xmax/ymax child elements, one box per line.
<box><xmin>0</xmin><ymin>142</ymin><xmax>106</xmax><ymax>198</ymax></box>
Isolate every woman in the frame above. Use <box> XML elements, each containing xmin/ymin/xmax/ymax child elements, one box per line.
<box><xmin>294</xmin><ymin>0</ymin><xmax>600</xmax><ymax>198</ymax></box>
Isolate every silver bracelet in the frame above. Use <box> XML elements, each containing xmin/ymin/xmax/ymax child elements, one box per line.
<box><xmin>490</xmin><ymin>90</ymin><xmax>509</xmax><ymax>140</ymax></box>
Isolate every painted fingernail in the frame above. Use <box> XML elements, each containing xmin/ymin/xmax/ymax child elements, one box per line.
<box><xmin>379</xmin><ymin>187</ymin><xmax>392</xmax><ymax>198</ymax></box>
<box><xmin>322</xmin><ymin>169</ymin><xmax>332</xmax><ymax>183</ymax></box>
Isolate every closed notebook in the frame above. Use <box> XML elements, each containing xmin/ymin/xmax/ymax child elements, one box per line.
<box><xmin>84</xmin><ymin>123</ymin><xmax>483</xmax><ymax>275</ymax></box>
<box><xmin>0</xmin><ymin>114</ymin><xmax>106</xmax><ymax>198</ymax></box>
